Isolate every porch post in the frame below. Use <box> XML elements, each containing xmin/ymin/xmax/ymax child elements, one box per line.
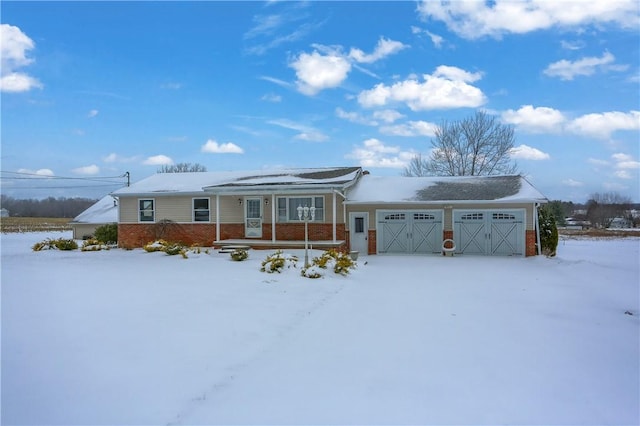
<box><xmin>333</xmin><ymin>191</ymin><xmax>338</xmax><ymax>242</ymax></box>
<box><xmin>215</xmin><ymin>194</ymin><xmax>220</xmax><ymax>243</ymax></box>
<box><xmin>271</xmin><ymin>193</ymin><xmax>276</xmax><ymax>243</ymax></box>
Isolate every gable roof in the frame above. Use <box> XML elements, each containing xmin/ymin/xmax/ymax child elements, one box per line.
<box><xmin>70</xmin><ymin>195</ymin><xmax>118</xmax><ymax>224</ymax></box>
<box><xmin>346</xmin><ymin>175</ymin><xmax>547</xmax><ymax>204</ymax></box>
<box><xmin>111</xmin><ymin>167</ymin><xmax>362</xmax><ymax>197</ymax></box>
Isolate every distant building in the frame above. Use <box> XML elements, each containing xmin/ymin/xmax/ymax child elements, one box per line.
<box><xmin>69</xmin><ymin>195</ymin><xmax>118</xmax><ymax>239</ymax></box>
<box><xmin>0</xmin><ymin>208</ymin><xmax>9</xmax><ymax>218</ymax></box>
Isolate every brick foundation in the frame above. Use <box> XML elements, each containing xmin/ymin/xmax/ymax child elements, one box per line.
<box><xmin>118</xmin><ymin>222</ymin><xmax>347</xmax><ymax>248</ymax></box>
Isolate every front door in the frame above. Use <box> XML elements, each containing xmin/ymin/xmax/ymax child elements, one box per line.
<box><xmin>245</xmin><ymin>197</ymin><xmax>262</xmax><ymax>238</ymax></box>
<box><xmin>349</xmin><ymin>212</ymin><xmax>368</xmax><ymax>254</ymax></box>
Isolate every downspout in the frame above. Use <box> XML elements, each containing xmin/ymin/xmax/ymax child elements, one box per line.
<box><xmin>333</xmin><ymin>189</ymin><xmax>347</xmax><ymax>244</ymax></box>
<box><xmin>216</xmin><ymin>194</ymin><xmax>220</xmax><ymax>244</ymax></box>
<box><xmin>534</xmin><ymin>202</ymin><xmax>541</xmax><ymax>256</ymax></box>
<box><xmin>332</xmin><ymin>191</ymin><xmax>337</xmax><ymax>242</ymax></box>
<box><xmin>271</xmin><ymin>193</ymin><xmax>276</xmax><ymax>243</ymax></box>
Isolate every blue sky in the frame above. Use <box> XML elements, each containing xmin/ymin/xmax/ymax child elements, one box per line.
<box><xmin>2</xmin><ymin>1</ymin><xmax>639</xmax><ymax>202</ymax></box>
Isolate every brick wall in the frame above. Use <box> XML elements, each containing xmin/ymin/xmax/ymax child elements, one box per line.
<box><xmin>118</xmin><ymin>223</ymin><xmax>216</xmax><ymax>248</ymax></box>
<box><xmin>367</xmin><ymin>230</ymin><xmax>376</xmax><ymax>255</ymax></box>
<box><xmin>526</xmin><ymin>230</ymin><xmax>537</xmax><ymax>257</ymax></box>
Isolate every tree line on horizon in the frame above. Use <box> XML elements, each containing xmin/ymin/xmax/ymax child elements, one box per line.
<box><xmin>0</xmin><ymin>195</ymin><xmax>97</xmax><ymax>218</ymax></box>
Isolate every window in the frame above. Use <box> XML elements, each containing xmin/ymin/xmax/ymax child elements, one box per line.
<box><xmin>493</xmin><ymin>213</ymin><xmax>516</xmax><ymax>220</ymax></box>
<box><xmin>384</xmin><ymin>213</ymin><xmax>405</xmax><ymax>221</ymax></box>
<box><xmin>276</xmin><ymin>196</ymin><xmax>324</xmax><ymax>222</ymax></box>
<box><xmin>354</xmin><ymin>217</ymin><xmax>365</xmax><ymax>233</ymax></box>
<box><xmin>460</xmin><ymin>213</ymin><xmax>483</xmax><ymax>220</ymax></box>
<box><xmin>139</xmin><ymin>199</ymin><xmax>155</xmax><ymax>222</ymax></box>
<box><xmin>193</xmin><ymin>198</ymin><xmax>210</xmax><ymax>222</ymax></box>
<box><xmin>414</xmin><ymin>213</ymin><xmax>435</xmax><ymax>220</ymax></box>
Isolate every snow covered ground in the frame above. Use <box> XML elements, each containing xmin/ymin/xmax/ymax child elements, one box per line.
<box><xmin>2</xmin><ymin>231</ymin><xmax>638</xmax><ymax>425</ymax></box>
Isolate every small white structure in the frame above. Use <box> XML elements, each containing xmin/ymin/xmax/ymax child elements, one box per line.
<box><xmin>69</xmin><ymin>195</ymin><xmax>118</xmax><ymax>239</ymax></box>
<box><xmin>0</xmin><ymin>208</ymin><xmax>9</xmax><ymax>218</ymax></box>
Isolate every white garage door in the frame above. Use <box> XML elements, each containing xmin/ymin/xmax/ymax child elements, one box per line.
<box><xmin>377</xmin><ymin>210</ymin><xmax>442</xmax><ymax>254</ymax></box>
<box><xmin>454</xmin><ymin>210</ymin><xmax>525</xmax><ymax>256</ymax></box>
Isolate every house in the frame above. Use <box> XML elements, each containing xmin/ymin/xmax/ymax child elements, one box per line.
<box><xmin>111</xmin><ymin>167</ymin><xmax>547</xmax><ymax>256</ymax></box>
<box><xmin>0</xmin><ymin>208</ymin><xmax>9</xmax><ymax>218</ymax></box>
<box><xmin>69</xmin><ymin>195</ymin><xmax>119</xmax><ymax>239</ymax></box>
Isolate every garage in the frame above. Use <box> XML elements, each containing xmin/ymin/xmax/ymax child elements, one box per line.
<box><xmin>453</xmin><ymin>209</ymin><xmax>525</xmax><ymax>256</ymax></box>
<box><xmin>377</xmin><ymin>210</ymin><xmax>443</xmax><ymax>254</ymax></box>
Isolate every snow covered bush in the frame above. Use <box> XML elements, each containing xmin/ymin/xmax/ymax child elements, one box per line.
<box><xmin>539</xmin><ymin>205</ymin><xmax>559</xmax><ymax>257</ymax></box>
<box><xmin>93</xmin><ymin>223</ymin><xmax>118</xmax><ymax>244</ymax></box>
<box><xmin>32</xmin><ymin>238</ymin><xmax>78</xmax><ymax>251</ymax></box>
<box><xmin>81</xmin><ymin>238</ymin><xmax>111</xmax><ymax>251</ymax></box>
<box><xmin>301</xmin><ymin>249</ymin><xmax>356</xmax><ymax>278</ymax></box>
<box><xmin>230</xmin><ymin>249</ymin><xmax>248</xmax><ymax>261</ymax></box>
<box><xmin>143</xmin><ymin>240</ymin><xmax>188</xmax><ymax>258</ymax></box>
<box><xmin>260</xmin><ymin>250</ymin><xmax>298</xmax><ymax>273</ymax></box>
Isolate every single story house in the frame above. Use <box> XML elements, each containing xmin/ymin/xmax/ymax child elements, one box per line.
<box><xmin>69</xmin><ymin>195</ymin><xmax>119</xmax><ymax>239</ymax></box>
<box><xmin>111</xmin><ymin>167</ymin><xmax>547</xmax><ymax>256</ymax></box>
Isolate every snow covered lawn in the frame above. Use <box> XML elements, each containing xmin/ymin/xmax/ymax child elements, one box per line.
<box><xmin>2</xmin><ymin>232</ymin><xmax>639</xmax><ymax>425</ymax></box>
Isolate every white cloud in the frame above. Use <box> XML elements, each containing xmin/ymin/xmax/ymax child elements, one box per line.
<box><xmin>268</xmin><ymin>118</ymin><xmax>328</xmax><ymax>142</ymax></box>
<box><xmin>372</xmin><ymin>109</ymin><xmax>405</xmax><ymax>123</ymax></box>
<box><xmin>0</xmin><ymin>73</ymin><xmax>43</xmax><ymax>93</ymax></box>
<box><xmin>412</xmin><ymin>26</ymin><xmax>446</xmax><ymax>49</ymax></box>
<box><xmin>509</xmin><ymin>144</ymin><xmax>551</xmax><ymax>160</ymax></box>
<box><xmin>261</xmin><ymin>93</ymin><xmax>282</xmax><ymax>103</ymax></box>
<box><xmin>0</xmin><ymin>24</ymin><xmax>42</xmax><ymax>92</ymax></box>
<box><xmin>335</xmin><ymin>108</ymin><xmax>378</xmax><ymax>126</ymax></box>
<box><xmin>103</xmin><ymin>153</ymin><xmax>138</xmax><ymax>163</ymax></box>
<box><xmin>143</xmin><ymin>155</ymin><xmax>174</xmax><ymax>166</ymax></box>
<box><xmin>379</xmin><ymin>120</ymin><xmax>438</xmax><ymax>137</ymax></box>
<box><xmin>433</xmin><ymin>65</ymin><xmax>482</xmax><ymax>82</ymax></box>
<box><xmin>345</xmin><ymin>138</ymin><xmax>416</xmax><ymax>168</ymax></box>
<box><xmin>417</xmin><ymin>0</ymin><xmax>640</xmax><ymax>39</ymax></box>
<box><xmin>348</xmin><ymin>37</ymin><xmax>409</xmax><ymax>64</ymax></box>
<box><xmin>88</xmin><ymin>109</ymin><xmax>99</xmax><ymax>118</ymax></box>
<box><xmin>560</xmin><ymin>40</ymin><xmax>585</xmax><ymax>50</ymax></box>
<box><xmin>501</xmin><ymin>105</ymin><xmax>566</xmax><ymax>133</ymax></box>
<box><xmin>290</xmin><ymin>49</ymin><xmax>351</xmax><ymax>95</ymax></box>
<box><xmin>614</xmin><ymin>170</ymin><xmax>632</xmax><ymax>179</ymax></box>
<box><xmin>543</xmin><ymin>51</ymin><xmax>626</xmax><ymax>80</ymax></box>
<box><xmin>72</xmin><ymin>164</ymin><xmax>100</xmax><ymax>175</ymax></box>
<box><xmin>612</xmin><ymin>153</ymin><xmax>640</xmax><ymax>170</ymax></box>
<box><xmin>563</xmin><ymin>178</ymin><xmax>584</xmax><ymax>187</ymax></box>
<box><xmin>17</xmin><ymin>168</ymin><xmax>54</xmax><ymax>177</ymax></box>
<box><xmin>201</xmin><ymin>139</ymin><xmax>244</xmax><ymax>154</ymax></box>
<box><xmin>357</xmin><ymin>66</ymin><xmax>486</xmax><ymax>111</ymax></box>
<box><xmin>567</xmin><ymin>110</ymin><xmax>640</xmax><ymax>139</ymax></box>
<box><xmin>260</xmin><ymin>75</ymin><xmax>293</xmax><ymax>89</ymax></box>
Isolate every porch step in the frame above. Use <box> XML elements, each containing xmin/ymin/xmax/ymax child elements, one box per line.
<box><xmin>218</xmin><ymin>245</ymin><xmax>251</xmax><ymax>254</ymax></box>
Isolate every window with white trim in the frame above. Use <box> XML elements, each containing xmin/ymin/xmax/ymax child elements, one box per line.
<box><xmin>277</xmin><ymin>196</ymin><xmax>324</xmax><ymax>221</ymax></box>
<box><xmin>493</xmin><ymin>213</ymin><xmax>516</xmax><ymax>220</ymax></box>
<box><xmin>193</xmin><ymin>198</ymin><xmax>210</xmax><ymax>222</ymax></box>
<box><xmin>139</xmin><ymin>199</ymin><xmax>155</xmax><ymax>222</ymax></box>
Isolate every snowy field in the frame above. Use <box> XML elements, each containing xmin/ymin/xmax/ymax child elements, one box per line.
<box><xmin>2</xmin><ymin>231</ymin><xmax>639</xmax><ymax>425</ymax></box>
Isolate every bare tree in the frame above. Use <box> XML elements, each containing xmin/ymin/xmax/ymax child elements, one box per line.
<box><xmin>586</xmin><ymin>192</ymin><xmax>631</xmax><ymax>228</ymax></box>
<box><xmin>157</xmin><ymin>163</ymin><xmax>207</xmax><ymax>173</ymax></box>
<box><xmin>403</xmin><ymin>111</ymin><xmax>518</xmax><ymax>177</ymax></box>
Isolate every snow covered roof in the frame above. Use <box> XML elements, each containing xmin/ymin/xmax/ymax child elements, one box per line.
<box><xmin>346</xmin><ymin>175</ymin><xmax>547</xmax><ymax>204</ymax></box>
<box><xmin>112</xmin><ymin>167</ymin><xmax>362</xmax><ymax>196</ymax></box>
<box><xmin>70</xmin><ymin>195</ymin><xmax>118</xmax><ymax>224</ymax></box>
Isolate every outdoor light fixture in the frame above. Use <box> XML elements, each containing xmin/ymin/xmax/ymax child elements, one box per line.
<box><xmin>297</xmin><ymin>205</ymin><xmax>316</xmax><ymax>267</ymax></box>
<box><xmin>264</xmin><ymin>198</ymin><xmax>269</xmax><ymax>205</ymax></box>
<box><xmin>238</xmin><ymin>198</ymin><xmax>242</xmax><ymax>206</ymax></box>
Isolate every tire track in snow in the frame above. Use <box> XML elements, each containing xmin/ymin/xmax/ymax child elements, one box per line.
<box><xmin>166</xmin><ymin>281</ymin><xmax>347</xmax><ymax>426</ymax></box>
